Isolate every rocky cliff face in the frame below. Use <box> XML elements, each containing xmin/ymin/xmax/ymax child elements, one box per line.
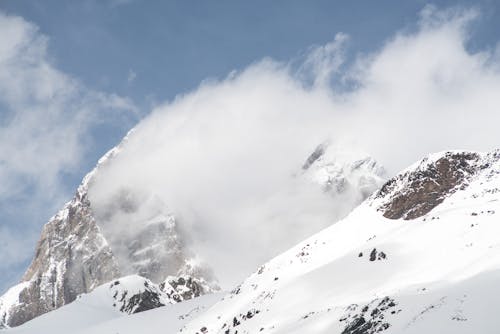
<box><xmin>0</xmin><ymin>172</ymin><xmax>120</xmax><ymax>328</ymax></box>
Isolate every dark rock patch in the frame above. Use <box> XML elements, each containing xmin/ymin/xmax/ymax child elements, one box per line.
<box><xmin>220</xmin><ymin>309</ymin><xmax>261</xmax><ymax>334</ymax></box>
<box><xmin>302</xmin><ymin>143</ymin><xmax>327</xmax><ymax>170</ymax></box>
<box><xmin>121</xmin><ymin>289</ymin><xmax>165</xmax><ymax>314</ymax></box>
<box><xmin>340</xmin><ymin>297</ymin><xmax>399</xmax><ymax>334</ymax></box>
<box><xmin>368</xmin><ymin>248</ymin><xmax>387</xmax><ymax>261</ymax></box>
<box><xmin>163</xmin><ymin>276</ymin><xmax>206</xmax><ymax>301</ymax></box>
<box><xmin>375</xmin><ymin>152</ymin><xmax>480</xmax><ymax>220</ymax></box>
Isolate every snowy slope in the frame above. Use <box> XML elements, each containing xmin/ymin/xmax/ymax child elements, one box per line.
<box><xmin>5</xmin><ymin>275</ymin><xmax>223</xmax><ymax>334</ymax></box>
<box><xmin>180</xmin><ymin>150</ymin><xmax>500</xmax><ymax>333</ymax></box>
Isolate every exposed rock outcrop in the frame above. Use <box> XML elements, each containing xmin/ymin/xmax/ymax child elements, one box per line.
<box><xmin>371</xmin><ymin>151</ymin><xmax>495</xmax><ymax>219</ymax></box>
<box><xmin>107</xmin><ymin>275</ymin><xmax>216</xmax><ymax>315</ymax></box>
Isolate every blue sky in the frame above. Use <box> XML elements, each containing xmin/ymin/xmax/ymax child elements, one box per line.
<box><xmin>1</xmin><ymin>0</ymin><xmax>500</xmax><ymax>293</ymax></box>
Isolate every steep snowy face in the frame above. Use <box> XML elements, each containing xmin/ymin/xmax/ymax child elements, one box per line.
<box><xmin>182</xmin><ymin>149</ymin><xmax>500</xmax><ymax>334</ymax></box>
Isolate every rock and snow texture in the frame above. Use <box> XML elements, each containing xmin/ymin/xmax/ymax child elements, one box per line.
<box><xmin>87</xmin><ymin>275</ymin><xmax>215</xmax><ymax>315</ymax></box>
<box><xmin>180</xmin><ymin>150</ymin><xmax>500</xmax><ymax>334</ymax></box>
<box><xmin>371</xmin><ymin>151</ymin><xmax>482</xmax><ymax>220</ymax></box>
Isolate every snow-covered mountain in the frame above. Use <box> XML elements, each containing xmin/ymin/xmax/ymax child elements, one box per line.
<box><xmin>0</xmin><ymin>138</ymin><xmax>384</xmax><ymax>329</ymax></box>
<box><xmin>0</xmin><ymin>135</ymin><xmax>218</xmax><ymax>329</ymax></box>
<box><xmin>6</xmin><ymin>149</ymin><xmax>499</xmax><ymax>334</ymax></box>
<box><xmin>179</xmin><ymin>150</ymin><xmax>500</xmax><ymax>333</ymax></box>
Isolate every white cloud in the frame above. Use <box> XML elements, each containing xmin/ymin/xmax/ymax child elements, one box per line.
<box><xmin>90</xmin><ymin>62</ymin><xmax>344</xmax><ymax>287</ymax></box>
<box><xmin>87</xmin><ymin>6</ymin><xmax>500</xmax><ymax>288</ymax></box>
<box><xmin>0</xmin><ymin>11</ymin><xmax>137</xmax><ymax>288</ymax></box>
<box><xmin>338</xmin><ymin>6</ymin><xmax>498</xmax><ymax>173</ymax></box>
<box><xmin>0</xmin><ymin>12</ymin><xmax>137</xmax><ymax>200</ymax></box>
